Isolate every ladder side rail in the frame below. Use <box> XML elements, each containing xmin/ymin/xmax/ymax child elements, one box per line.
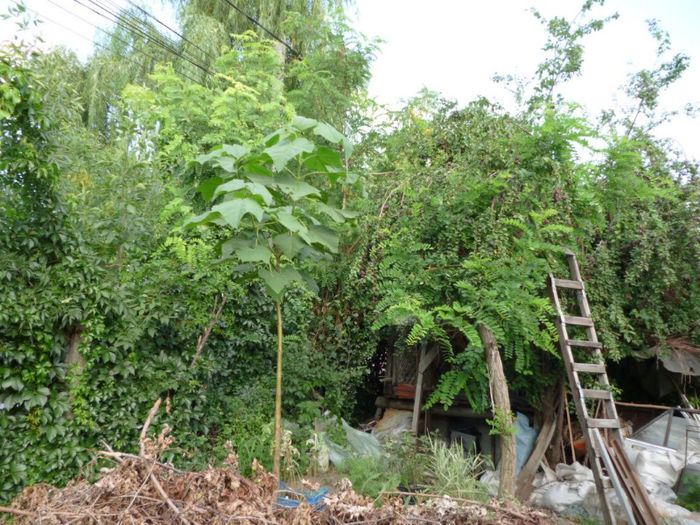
<box><xmin>593</xmin><ymin>430</ymin><xmax>637</xmax><ymax>525</ymax></box>
<box><xmin>549</xmin><ymin>275</ymin><xmax>616</xmax><ymax>525</ymax></box>
<box><xmin>565</xmin><ymin>255</ymin><xmax>622</xmax><ymax>440</ymax></box>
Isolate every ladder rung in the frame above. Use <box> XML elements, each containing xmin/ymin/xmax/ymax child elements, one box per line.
<box><xmin>554</xmin><ymin>278</ymin><xmax>583</xmax><ymax>290</ymax></box>
<box><xmin>587</xmin><ymin>418</ymin><xmax>620</xmax><ymax>429</ymax></box>
<box><xmin>567</xmin><ymin>339</ymin><xmax>602</xmax><ymax>349</ymax></box>
<box><xmin>573</xmin><ymin>362</ymin><xmax>606</xmax><ymax>373</ymax></box>
<box><xmin>582</xmin><ymin>388</ymin><xmax>612</xmax><ymax>399</ymax></box>
<box><xmin>563</xmin><ymin>315</ymin><xmax>594</xmax><ymax>327</ymax></box>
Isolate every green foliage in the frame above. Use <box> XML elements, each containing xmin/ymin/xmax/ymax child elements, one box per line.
<box><xmin>486</xmin><ymin>407</ymin><xmax>518</xmax><ymax>438</ymax></box>
<box><xmin>185</xmin><ymin>115</ymin><xmax>354</xmax><ymax>301</ymax></box>
<box><xmin>2</xmin><ymin>0</ymin><xmax>698</xmax><ymax>504</ymax></box>
<box><xmin>422</xmin><ymin>436</ymin><xmax>490</xmax><ymax>500</ymax></box>
<box><xmin>337</xmin><ymin>434</ymin><xmax>490</xmax><ymax>501</ymax></box>
<box><xmin>122</xmin><ymin>33</ymin><xmax>294</xmax><ymax>174</ymax></box>
<box><xmin>339</xmin><ymin>456</ymin><xmax>400</xmax><ymax>500</ymax></box>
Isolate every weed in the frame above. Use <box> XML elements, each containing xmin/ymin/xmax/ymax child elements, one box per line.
<box><xmin>422</xmin><ymin>436</ymin><xmax>490</xmax><ymax>500</ymax></box>
<box><xmin>339</xmin><ymin>456</ymin><xmax>400</xmax><ymax>499</ymax></box>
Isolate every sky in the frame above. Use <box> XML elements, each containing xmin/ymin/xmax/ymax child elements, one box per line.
<box><xmin>2</xmin><ymin>0</ymin><xmax>699</xmax><ymax>160</ymax></box>
<box><xmin>349</xmin><ymin>0</ymin><xmax>700</xmax><ymax>160</ymax></box>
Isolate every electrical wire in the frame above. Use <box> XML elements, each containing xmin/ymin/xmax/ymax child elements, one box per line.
<box><xmin>218</xmin><ymin>0</ymin><xmax>300</xmax><ymax>57</ymax></box>
<box><xmin>98</xmin><ymin>0</ymin><xmax>212</xmax><ymax>65</ymax></box>
<box><xmin>80</xmin><ymin>0</ymin><xmax>212</xmax><ymax>75</ymax></box>
<box><xmin>25</xmin><ymin>4</ymin><xmax>205</xmax><ymax>87</ymax></box>
<box><xmin>123</xmin><ymin>0</ymin><xmax>215</xmax><ymax>61</ymax></box>
<box><xmin>73</xmin><ymin>0</ymin><xmax>214</xmax><ymax>77</ymax></box>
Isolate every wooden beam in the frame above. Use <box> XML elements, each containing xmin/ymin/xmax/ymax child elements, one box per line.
<box><xmin>375</xmin><ymin>396</ymin><xmax>488</xmax><ymax>418</ymax></box>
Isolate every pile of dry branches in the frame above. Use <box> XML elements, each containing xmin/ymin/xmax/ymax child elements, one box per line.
<box><xmin>1</xmin><ymin>392</ymin><xmax>556</xmax><ymax>524</ymax></box>
<box><xmin>2</xmin><ymin>432</ymin><xmax>556</xmax><ymax>525</ymax></box>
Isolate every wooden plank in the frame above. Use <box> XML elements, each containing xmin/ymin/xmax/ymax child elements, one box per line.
<box><xmin>567</xmin><ymin>339</ymin><xmax>603</xmax><ymax>348</ymax></box>
<box><xmin>587</xmin><ymin>418</ymin><xmax>621</xmax><ymax>429</ymax></box>
<box><xmin>593</xmin><ymin>430</ymin><xmax>637</xmax><ymax>525</ymax></box>
<box><xmin>564</xmin><ymin>315</ymin><xmax>594</xmax><ymax>327</ymax></box>
<box><xmin>554</xmin><ymin>278</ymin><xmax>583</xmax><ymax>289</ymax></box>
<box><xmin>608</xmin><ymin>438</ymin><xmax>661</xmax><ymax>525</ymax></box>
<box><xmin>573</xmin><ymin>362</ymin><xmax>606</xmax><ymax>373</ymax></box>
<box><xmin>582</xmin><ymin>389</ymin><xmax>612</xmax><ymax>400</ymax></box>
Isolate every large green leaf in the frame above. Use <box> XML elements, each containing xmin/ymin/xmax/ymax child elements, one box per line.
<box><xmin>274</xmin><ymin>211</ymin><xmax>308</xmax><ymax>233</ymax></box>
<box><xmin>264</xmin><ymin>137</ymin><xmax>314</xmax><ymax>171</ymax></box>
<box><xmin>340</xmin><ymin>208</ymin><xmax>359</xmax><ymax>219</ymax></box>
<box><xmin>213</xmin><ymin>156</ymin><xmax>237</xmax><ymax>173</ymax></box>
<box><xmin>274</xmin><ymin>174</ymin><xmax>321</xmax><ymax>201</ymax></box>
<box><xmin>313</xmin><ymin>122</ymin><xmax>344</xmax><ymax>144</ymax></box>
<box><xmin>221</xmin><ymin>144</ymin><xmax>249</xmax><ymax>158</ymax></box>
<box><xmin>213</xmin><ymin>179</ymin><xmax>273</xmax><ymax>205</ymax></box>
<box><xmin>212</xmin><ymin>179</ymin><xmax>246</xmax><ymax>197</ymax></box>
<box><xmin>302</xmin><ymin>146</ymin><xmax>343</xmax><ymax>174</ymax></box>
<box><xmin>197</xmin><ymin>176</ymin><xmax>223</xmax><ymax>202</ymax></box>
<box><xmin>244</xmin><ymin>160</ymin><xmax>273</xmax><ymax>177</ymax></box>
<box><xmin>299</xmin><ymin>270</ymin><xmax>319</xmax><ymax>294</ymax></box>
<box><xmin>236</xmin><ymin>245</ymin><xmax>273</xmax><ymax>264</ymax></box>
<box><xmin>212</xmin><ymin>198</ymin><xmax>264</xmax><ymax>228</ymax></box>
<box><xmin>258</xmin><ymin>266</ymin><xmax>304</xmax><ymax>301</ymax></box>
<box><xmin>195</xmin><ymin>144</ymin><xmax>248</xmax><ymax>165</ymax></box>
<box><xmin>245</xmin><ymin>173</ymin><xmax>275</xmax><ymax>187</ymax></box>
<box><xmin>183</xmin><ymin>210</ymin><xmax>221</xmax><ymax>228</ymax></box>
<box><xmin>245</xmin><ymin>182</ymin><xmax>273</xmax><ymax>205</ymax></box>
<box><xmin>300</xmin><ymin>224</ymin><xmax>339</xmax><ymax>253</ymax></box>
<box><xmin>315</xmin><ymin>202</ymin><xmax>345</xmax><ymax>223</ymax></box>
<box><xmin>219</xmin><ymin>237</ymin><xmax>254</xmax><ymax>258</ymax></box>
<box><xmin>273</xmin><ymin>233</ymin><xmax>306</xmax><ymax>258</ymax></box>
<box><xmin>292</xmin><ymin>116</ymin><xmax>317</xmax><ymax>131</ymax></box>
<box><xmin>195</xmin><ymin>146</ymin><xmax>224</xmax><ymax>165</ymax></box>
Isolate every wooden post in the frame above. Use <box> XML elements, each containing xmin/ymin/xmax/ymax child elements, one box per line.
<box><xmin>411</xmin><ymin>344</ymin><xmax>438</xmax><ymax>435</ymax></box>
<box><xmin>478</xmin><ymin>324</ymin><xmax>516</xmax><ymax>500</ymax></box>
<box><xmin>412</xmin><ymin>344</ymin><xmax>427</xmax><ymax>435</ymax></box>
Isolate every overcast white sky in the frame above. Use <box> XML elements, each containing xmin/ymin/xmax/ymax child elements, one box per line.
<box><xmin>3</xmin><ymin>0</ymin><xmax>699</xmax><ymax>159</ymax></box>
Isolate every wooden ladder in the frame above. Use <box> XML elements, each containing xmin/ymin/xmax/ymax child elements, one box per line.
<box><xmin>548</xmin><ymin>250</ymin><xmax>660</xmax><ymax>525</ymax></box>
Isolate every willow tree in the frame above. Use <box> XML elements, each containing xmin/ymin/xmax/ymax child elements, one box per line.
<box><xmin>173</xmin><ymin>0</ymin><xmax>346</xmax><ymax>58</ymax></box>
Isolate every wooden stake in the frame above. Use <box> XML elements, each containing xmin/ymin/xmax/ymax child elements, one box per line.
<box><xmin>272</xmin><ymin>301</ymin><xmax>283</xmax><ymax>482</ymax></box>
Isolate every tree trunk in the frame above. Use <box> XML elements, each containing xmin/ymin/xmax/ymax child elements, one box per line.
<box><xmin>272</xmin><ymin>301</ymin><xmax>284</xmax><ymax>481</ymax></box>
<box><xmin>478</xmin><ymin>324</ymin><xmax>516</xmax><ymax>500</ymax></box>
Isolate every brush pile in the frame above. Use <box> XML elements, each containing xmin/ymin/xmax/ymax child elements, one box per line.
<box><xmin>2</xmin><ymin>426</ymin><xmax>557</xmax><ymax>524</ymax></box>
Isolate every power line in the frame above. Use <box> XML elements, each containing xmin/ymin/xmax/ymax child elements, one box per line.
<box><xmin>98</xmin><ymin>0</ymin><xmax>212</xmax><ymax>65</ymax></box>
<box><xmin>218</xmin><ymin>0</ymin><xmax>300</xmax><ymax>58</ymax></box>
<box><xmin>123</xmin><ymin>0</ymin><xmax>215</xmax><ymax>62</ymax></box>
<box><xmin>98</xmin><ymin>0</ymin><xmax>208</xmax><ymax>66</ymax></box>
<box><xmin>73</xmin><ymin>0</ymin><xmax>214</xmax><ymax>77</ymax></box>
<box><xmin>26</xmin><ymin>4</ymin><xmax>205</xmax><ymax>87</ymax></box>
<box><xmin>80</xmin><ymin>0</ymin><xmax>213</xmax><ymax>76</ymax></box>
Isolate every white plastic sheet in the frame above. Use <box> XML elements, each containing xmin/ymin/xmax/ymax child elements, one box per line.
<box><xmin>325</xmin><ymin>419</ymin><xmax>384</xmax><ymax>468</ymax></box>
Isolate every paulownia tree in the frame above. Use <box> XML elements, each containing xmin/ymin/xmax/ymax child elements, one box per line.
<box><xmin>185</xmin><ymin>116</ymin><xmax>356</xmax><ymax>479</ymax></box>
